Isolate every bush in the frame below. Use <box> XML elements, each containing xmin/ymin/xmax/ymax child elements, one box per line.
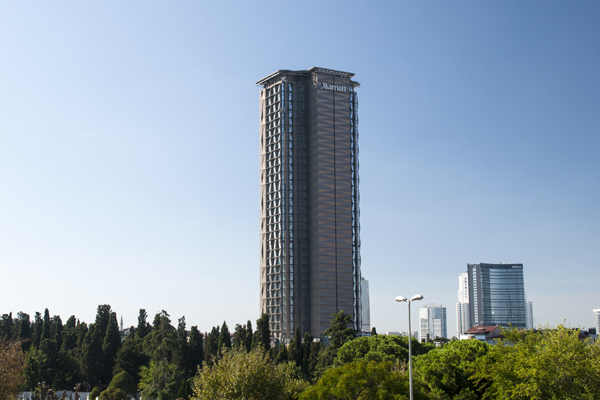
<box><xmin>89</xmin><ymin>387</ymin><xmax>101</xmax><ymax>400</ymax></box>
<box><xmin>108</xmin><ymin>371</ymin><xmax>137</xmax><ymax>396</ymax></box>
<box><xmin>99</xmin><ymin>387</ymin><xmax>127</xmax><ymax>400</ymax></box>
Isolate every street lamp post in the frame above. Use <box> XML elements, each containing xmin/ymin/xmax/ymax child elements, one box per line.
<box><xmin>396</xmin><ymin>294</ymin><xmax>424</xmax><ymax>400</ymax></box>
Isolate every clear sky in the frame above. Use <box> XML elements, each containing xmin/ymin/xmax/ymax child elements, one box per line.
<box><xmin>1</xmin><ymin>1</ymin><xmax>599</xmax><ymax>335</ymax></box>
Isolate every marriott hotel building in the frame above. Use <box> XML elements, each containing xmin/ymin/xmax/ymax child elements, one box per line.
<box><xmin>257</xmin><ymin>67</ymin><xmax>362</xmax><ymax>340</ymax></box>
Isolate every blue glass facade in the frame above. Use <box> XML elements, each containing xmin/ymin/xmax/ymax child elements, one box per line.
<box><xmin>468</xmin><ymin>263</ymin><xmax>526</xmax><ymax>328</ymax></box>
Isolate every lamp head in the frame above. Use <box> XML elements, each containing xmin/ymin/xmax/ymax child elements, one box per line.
<box><xmin>395</xmin><ymin>296</ymin><xmax>407</xmax><ymax>302</ymax></box>
<box><xmin>411</xmin><ymin>294</ymin><xmax>424</xmax><ymax>302</ymax></box>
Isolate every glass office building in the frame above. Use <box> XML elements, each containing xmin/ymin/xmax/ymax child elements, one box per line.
<box><xmin>419</xmin><ymin>304</ymin><xmax>447</xmax><ymax>342</ymax></box>
<box><xmin>257</xmin><ymin>67</ymin><xmax>361</xmax><ymax>341</ymax></box>
<box><xmin>468</xmin><ymin>263</ymin><xmax>527</xmax><ymax>328</ymax></box>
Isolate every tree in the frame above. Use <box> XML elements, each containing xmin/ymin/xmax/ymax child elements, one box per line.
<box><xmin>316</xmin><ymin>310</ymin><xmax>357</xmax><ymax>370</ymax></box>
<box><xmin>217</xmin><ymin>321</ymin><xmax>231</xmax><ymax>352</ymax></box>
<box><xmin>137</xmin><ymin>309</ymin><xmax>151</xmax><ymax>339</ymax></box>
<box><xmin>414</xmin><ymin>339</ymin><xmax>488</xmax><ymax>400</ymax></box>
<box><xmin>300</xmin><ymin>359</ymin><xmax>409</xmax><ymax>400</ymax></box>
<box><xmin>108</xmin><ymin>371</ymin><xmax>137</xmax><ymax>396</ymax></box>
<box><xmin>41</xmin><ymin>309</ymin><xmax>51</xmax><ymax>341</ymax></box>
<box><xmin>98</xmin><ymin>387</ymin><xmax>126</xmax><ymax>400</ymax></box>
<box><xmin>17</xmin><ymin>312</ymin><xmax>32</xmax><ymax>352</ymax></box>
<box><xmin>139</xmin><ymin>360</ymin><xmax>182</xmax><ymax>400</ymax></box>
<box><xmin>252</xmin><ymin>314</ymin><xmax>270</xmax><ymax>351</ymax></box>
<box><xmin>203</xmin><ymin>326</ymin><xmax>219</xmax><ymax>365</ymax></box>
<box><xmin>232</xmin><ymin>324</ymin><xmax>247</xmax><ymax>349</ymax></box>
<box><xmin>0</xmin><ymin>339</ymin><xmax>26</xmax><ymax>400</ymax></box>
<box><xmin>324</xmin><ymin>310</ymin><xmax>355</xmax><ymax>349</ymax></box>
<box><xmin>174</xmin><ymin>317</ymin><xmax>192</xmax><ymax>377</ymax></box>
<box><xmin>245</xmin><ymin>321</ymin><xmax>253</xmax><ymax>352</ymax></box>
<box><xmin>473</xmin><ymin>325</ymin><xmax>600</xmax><ymax>399</ymax></box>
<box><xmin>275</xmin><ymin>342</ymin><xmax>288</xmax><ymax>364</ymax></box>
<box><xmin>102</xmin><ymin>312</ymin><xmax>122</xmax><ymax>378</ymax></box>
<box><xmin>113</xmin><ymin>336</ymin><xmax>148</xmax><ymax>384</ymax></box>
<box><xmin>0</xmin><ymin>313</ymin><xmax>15</xmax><ymax>342</ymax></box>
<box><xmin>89</xmin><ymin>387</ymin><xmax>101</xmax><ymax>400</ymax></box>
<box><xmin>188</xmin><ymin>327</ymin><xmax>204</xmax><ymax>373</ymax></box>
<box><xmin>288</xmin><ymin>327</ymin><xmax>303</xmax><ymax>368</ymax></box>
<box><xmin>143</xmin><ymin>310</ymin><xmax>178</xmax><ymax>363</ymax></box>
<box><xmin>301</xmin><ymin>332</ymin><xmax>320</xmax><ymax>380</ymax></box>
<box><xmin>334</xmin><ymin>334</ymin><xmax>434</xmax><ymax>367</ymax></box>
<box><xmin>192</xmin><ymin>347</ymin><xmax>302</xmax><ymax>400</ymax></box>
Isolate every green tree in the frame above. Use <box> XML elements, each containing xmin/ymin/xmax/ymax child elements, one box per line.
<box><xmin>325</xmin><ymin>310</ymin><xmax>355</xmax><ymax>349</ymax></box>
<box><xmin>139</xmin><ymin>360</ymin><xmax>182</xmax><ymax>400</ymax></box>
<box><xmin>334</xmin><ymin>334</ymin><xmax>434</xmax><ymax>366</ymax></box>
<box><xmin>203</xmin><ymin>326</ymin><xmax>219</xmax><ymax>365</ymax></box>
<box><xmin>473</xmin><ymin>325</ymin><xmax>600</xmax><ymax>400</ymax></box>
<box><xmin>31</xmin><ymin>312</ymin><xmax>43</xmax><ymax>349</ymax></box>
<box><xmin>217</xmin><ymin>321</ymin><xmax>231</xmax><ymax>352</ymax></box>
<box><xmin>414</xmin><ymin>339</ymin><xmax>488</xmax><ymax>400</ymax></box>
<box><xmin>108</xmin><ymin>371</ymin><xmax>137</xmax><ymax>396</ymax></box>
<box><xmin>0</xmin><ymin>313</ymin><xmax>15</xmax><ymax>342</ymax></box>
<box><xmin>113</xmin><ymin>336</ymin><xmax>148</xmax><ymax>384</ymax></box>
<box><xmin>174</xmin><ymin>317</ymin><xmax>192</xmax><ymax>377</ymax></box>
<box><xmin>0</xmin><ymin>339</ymin><xmax>26</xmax><ymax>400</ymax></box>
<box><xmin>41</xmin><ymin>309</ymin><xmax>51</xmax><ymax>341</ymax></box>
<box><xmin>137</xmin><ymin>309</ymin><xmax>151</xmax><ymax>339</ymax></box>
<box><xmin>17</xmin><ymin>312</ymin><xmax>32</xmax><ymax>352</ymax></box>
<box><xmin>276</xmin><ymin>342</ymin><xmax>289</xmax><ymax>364</ymax></box>
<box><xmin>288</xmin><ymin>327</ymin><xmax>303</xmax><ymax>368</ymax></box>
<box><xmin>89</xmin><ymin>387</ymin><xmax>101</xmax><ymax>400</ymax></box>
<box><xmin>99</xmin><ymin>387</ymin><xmax>126</xmax><ymax>400</ymax></box>
<box><xmin>144</xmin><ymin>310</ymin><xmax>178</xmax><ymax>363</ymax></box>
<box><xmin>192</xmin><ymin>347</ymin><xmax>302</xmax><ymax>400</ymax></box>
<box><xmin>245</xmin><ymin>320</ymin><xmax>253</xmax><ymax>352</ymax></box>
<box><xmin>188</xmin><ymin>326</ymin><xmax>204</xmax><ymax>373</ymax></box>
<box><xmin>103</xmin><ymin>311</ymin><xmax>122</xmax><ymax>379</ymax></box>
<box><xmin>300</xmin><ymin>359</ymin><xmax>409</xmax><ymax>400</ymax></box>
<box><xmin>316</xmin><ymin>310</ymin><xmax>357</xmax><ymax>371</ymax></box>
<box><xmin>301</xmin><ymin>332</ymin><xmax>320</xmax><ymax>380</ymax></box>
<box><xmin>232</xmin><ymin>323</ymin><xmax>247</xmax><ymax>349</ymax></box>
<box><xmin>252</xmin><ymin>313</ymin><xmax>271</xmax><ymax>351</ymax></box>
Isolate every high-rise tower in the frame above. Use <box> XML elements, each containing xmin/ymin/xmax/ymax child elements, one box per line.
<box><xmin>257</xmin><ymin>67</ymin><xmax>361</xmax><ymax>341</ymax></box>
<box><xmin>467</xmin><ymin>263</ymin><xmax>527</xmax><ymax>329</ymax></box>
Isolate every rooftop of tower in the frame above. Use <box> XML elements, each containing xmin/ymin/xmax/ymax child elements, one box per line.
<box><xmin>256</xmin><ymin>67</ymin><xmax>358</xmax><ymax>86</ymax></box>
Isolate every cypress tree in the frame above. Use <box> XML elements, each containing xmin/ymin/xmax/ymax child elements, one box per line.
<box><xmin>276</xmin><ymin>342</ymin><xmax>288</xmax><ymax>364</ymax></box>
<box><xmin>252</xmin><ymin>313</ymin><xmax>271</xmax><ymax>351</ymax></box>
<box><xmin>188</xmin><ymin>326</ymin><xmax>204</xmax><ymax>372</ymax></box>
<box><xmin>218</xmin><ymin>321</ymin><xmax>231</xmax><ymax>351</ymax></box>
<box><xmin>31</xmin><ymin>312</ymin><xmax>43</xmax><ymax>349</ymax></box>
<box><xmin>137</xmin><ymin>309</ymin><xmax>151</xmax><ymax>339</ymax></box>
<box><xmin>41</xmin><ymin>308</ymin><xmax>51</xmax><ymax>341</ymax></box>
<box><xmin>288</xmin><ymin>326</ymin><xmax>303</xmax><ymax>367</ymax></box>
<box><xmin>245</xmin><ymin>320</ymin><xmax>253</xmax><ymax>352</ymax></box>
<box><xmin>232</xmin><ymin>323</ymin><xmax>246</xmax><ymax>349</ymax></box>
<box><xmin>17</xmin><ymin>312</ymin><xmax>32</xmax><ymax>351</ymax></box>
<box><xmin>102</xmin><ymin>312</ymin><xmax>122</xmax><ymax>380</ymax></box>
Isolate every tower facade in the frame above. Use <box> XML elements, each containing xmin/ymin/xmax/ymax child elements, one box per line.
<box><xmin>257</xmin><ymin>67</ymin><xmax>361</xmax><ymax>341</ymax></box>
<box><xmin>419</xmin><ymin>304</ymin><xmax>447</xmax><ymax>342</ymax></box>
<box><xmin>456</xmin><ymin>272</ymin><xmax>470</xmax><ymax>336</ymax></box>
<box><xmin>467</xmin><ymin>263</ymin><xmax>527</xmax><ymax>329</ymax></box>
<box><xmin>361</xmin><ymin>277</ymin><xmax>371</xmax><ymax>332</ymax></box>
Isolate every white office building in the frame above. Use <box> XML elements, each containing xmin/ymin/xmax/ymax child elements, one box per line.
<box><xmin>594</xmin><ymin>308</ymin><xmax>600</xmax><ymax>333</ymax></box>
<box><xmin>456</xmin><ymin>272</ymin><xmax>470</xmax><ymax>336</ymax></box>
<box><xmin>419</xmin><ymin>304</ymin><xmax>447</xmax><ymax>342</ymax></box>
<box><xmin>360</xmin><ymin>277</ymin><xmax>371</xmax><ymax>332</ymax></box>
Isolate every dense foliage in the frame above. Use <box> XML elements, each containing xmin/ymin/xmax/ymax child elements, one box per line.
<box><xmin>3</xmin><ymin>306</ymin><xmax>600</xmax><ymax>400</ymax></box>
<box><xmin>0</xmin><ymin>339</ymin><xmax>26</xmax><ymax>400</ymax></box>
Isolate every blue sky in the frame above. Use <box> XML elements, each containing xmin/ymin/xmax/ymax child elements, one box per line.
<box><xmin>1</xmin><ymin>1</ymin><xmax>598</xmax><ymax>335</ymax></box>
